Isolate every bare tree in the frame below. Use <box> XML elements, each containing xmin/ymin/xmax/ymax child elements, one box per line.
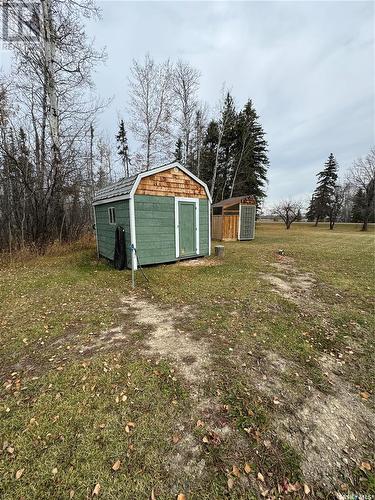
<box><xmin>273</xmin><ymin>200</ymin><xmax>303</xmax><ymax>229</ymax></box>
<box><xmin>350</xmin><ymin>147</ymin><xmax>375</xmax><ymax>231</ymax></box>
<box><xmin>172</xmin><ymin>60</ymin><xmax>200</xmax><ymax>166</ymax></box>
<box><xmin>0</xmin><ymin>0</ymin><xmax>107</xmax><ymax>250</ymax></box>
<box><xmin>128</xmin><ymin>54</ymin><xmax>174</xmax><ymax>170</ymax></box>
<box><xmin>192</xmin><ymin>103</ymin><xmax>208</xmax><ymax>177</ymax></box>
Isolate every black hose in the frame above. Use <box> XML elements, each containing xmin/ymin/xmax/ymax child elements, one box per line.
<box><xmin>114</xmin><ymin>226</ymin><xmax>127</xmax><ymax>270</ymax></box>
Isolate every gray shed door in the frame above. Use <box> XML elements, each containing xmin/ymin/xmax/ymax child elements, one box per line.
<box><xmin>239</xmin><ymin>205</ymin><xmax>256</xmax><ymax>240</ymax></box>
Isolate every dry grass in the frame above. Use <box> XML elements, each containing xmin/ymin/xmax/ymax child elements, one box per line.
<box><xmin>0</xmin><ymin>223</ymin><xmax>374</xmax><ymax>499</ymax></box>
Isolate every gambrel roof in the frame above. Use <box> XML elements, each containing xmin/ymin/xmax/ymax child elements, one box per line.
<box><xmin>93</xmin><ymin>161</ymin><xmax>212</xmax><ymax>205</ymax></box>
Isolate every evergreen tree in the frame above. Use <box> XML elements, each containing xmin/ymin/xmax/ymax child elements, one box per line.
<box><xmin>351</xmin><ymin>188</ymin><xmax>365</xmax><ymax>222</ymax></box>
<box><xmin>350</xmin><ymin>186</ymin><xmax>374</xmax><ymax>224</ymax></box>
<box><xmin>215</xmin><ymin>92</ymin><xmax>237</xmax><ymax>202</ymax></box>
<box><xmin>230</xmin><ymin>99</ymin><xmax>269</xmax><ymax>203</ymax></box>
<box><xmin>311</xmin><ymin>153</ymin><xmax>338</xmax><ymax>226</ymax></box>
<box><xmin>200</xmin><ymin>120</ymin><xmax>219</xmax><ymax>194</ymax></box>
<box><xmin>174</xmin><ymin>138</ymin><xmax>183</xmax><ymax>161</ymax></box>
<box><xmin>305</xmin><ymin>196</ymin><xmax>316</xmax><ymax>221</ymax></box>
<box><xmin>296</xmin><ymin>208</ymin><xmax>303</xmax><ymax>222</ymax></box>
<box><xmin>116</xmin><ymin>119</ymin><xmax>130</xmax><ymax>177</ymax></box>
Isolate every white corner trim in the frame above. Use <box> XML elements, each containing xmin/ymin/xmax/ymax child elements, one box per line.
<box><xmin>238</xmin><ymin>204</ymin><xmax>242</xmax><ymax>241</ymax></box>
<box><xmin>174</xmin><ymin>197</ymin><xmax>200</xmax><ymax>258</ymax></box>
<box><xmin>129</xmin><ymin>196</ymin><xmax>138</xmax><ymax>271</ymax></box>
<box><xmin>253</xmin><ymin>207</ymin><xmax>256</xmax><ymax>240</ymax></box>
<box><xmin>129</xmin><ymin>161</ymin><xmax>212</xmax><ymax>202</ymax></box>
<box><xmin>208</xmin><ymin>200</ymin><xmax>211</xmax><ymax>256</ymax></box>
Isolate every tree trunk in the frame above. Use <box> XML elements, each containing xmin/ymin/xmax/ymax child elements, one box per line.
<box><xmin>230</xmin><ymin>134</ymin><xmax>246</xmax><ymax>198</ymax></box>
<box><xmin>210</xmin><ymin>125</ymin><xmax>224</xmax><ymax>199</ymax></box>
<box><xmin>41</xmin><ymin>0</ymin><xmax>60</xmax><ymax>162</ymax></box>
<box><xmin>146</xmin><ymin>133</ymin><xmax>151</xmax><ymax>170</ymax></box>
<box><xmin>361</xmin><ymin>217</ymin><xmax>368</xmax><ymax>231</ymax></box>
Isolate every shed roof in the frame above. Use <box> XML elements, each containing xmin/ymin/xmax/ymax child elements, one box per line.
<box><xmin>93</xmin><ymin>161</ymin><xmax>212</xmax><ymax>205</ymax></box>
<box><xmin>93</xmin><ymin>173</ymin><xmax>138</xmax><ymax>203</ymax></box>
<box><xmin>212</xmin><ymin>195</ymin><xmax>256</xmax><ymax>208</ymax></box>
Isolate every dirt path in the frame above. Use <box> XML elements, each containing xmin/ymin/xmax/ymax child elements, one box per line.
<box><xmin>258</xmin><ymin>256</ymin><xmax>375</xmax><ymax>489</ymax></box>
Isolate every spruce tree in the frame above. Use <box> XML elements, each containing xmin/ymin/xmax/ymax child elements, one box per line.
<box><xmin>311</xmin><ymin>153</ymin><xmax>338</xmax><ymax>226</ymax></box>
<box><xmin>116</xmin><ymin>119</ymin><xmax>130</xmax><ymax>177</ymax></box>
<box><xmin>215</xmin><ymin>92</ymin><xmax>237</xmax><ymax>202</ymax></box>
<box><xmin>305</xmin><ymin>196</ymin><xmax>316</xmax><ymax>221</ymax></box>
<box><xmin>174</xmin><ymin>138</ymin><xmax>183</xmax><ymax>161</ymax></box>
<box><xmin>200</xmin><ymin>120</ymin><xmax>219</xmax><ymax>193</ymax></box>
<box><xmin>230</xmin><ymin>99</ymin><xmax>269</xmax><ymax>203</ymax></box>
<box><xmin>351</xmin><ymin>188</ymin><xmax>365</xmax><ymax>222</ymax></box>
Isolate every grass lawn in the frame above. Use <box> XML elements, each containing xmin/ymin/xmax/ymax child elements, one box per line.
<box><xmin>0</xmin><ymin>223</ymin><xmax>374</xmax><ymax>499</ymax></box>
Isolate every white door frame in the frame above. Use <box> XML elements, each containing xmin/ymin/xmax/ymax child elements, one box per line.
<box><xmin>175</xmin><ymin>197</ymin><xmax>199</xmax><ymax>258</ymax></box>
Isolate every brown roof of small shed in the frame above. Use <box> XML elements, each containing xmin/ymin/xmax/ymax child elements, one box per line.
<box><xmin>93</xmin><ymin>161</ymin><xmax>212</xmax><ymax>204</ymax></box>
<box><xmin>212</xmin><ymin>195</ymin><xmax>256</xmax><ymax>208</ymax></box>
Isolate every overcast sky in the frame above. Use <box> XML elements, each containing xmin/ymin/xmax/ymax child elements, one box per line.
<box><xmin>3</xmin><ymin>1</ymin><xmax>374</xmax><ymax>206</ymax></box>
<box><xmin>85</xmin><ymin>1</ymin><xmax>374</xmax><ymax>207</ymax></box>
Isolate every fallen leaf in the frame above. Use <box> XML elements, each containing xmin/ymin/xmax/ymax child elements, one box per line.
<box><xmin>15</xmin><ymin>468</ymin><xmax>24</xmax><ymax>480</ymax></box>
<box><xmin>244</xmin><ymin>463</ymin><xmax>252</xmax><ymax>474</ymax></box>
<box><xmin>196</xmin><ymin>419</ymin><xmax>204</xmax><ymax>427</ymax></box>
<box><xmin>259</xmin><ymin>485</ymin><xmax>269</xmax><ymax>497</ymax></box>
<box><xmin>7</xmin><ymin>446</ymin><xmax>14</xmax><ymax>454</ymax></box>
<box><xmin>360</xmin><ymin>461</ymin><xmax>372</xmax><ymax>471</ymax></box>
<box><xmin>232</xmin><ymin>465</ymin><xmax>241</xmax><ymax>478</ymax></box>
<box><xmin>52</xmin><ymin>467</ymin><xmax>58</xmax><ymax>475</ymax></box>
<box><xmin>112</xmin><ymin>459</ymin><xmax>121</xmax><ymax>471</ymax></box>
<box><xmin>172</xmin><ymin>434</ymin><xmax>181</xmax><ymax>444</ymax></box>
<box><xmin>259</xmin><ymin>487</ymin><xmax>269</xmax><ymax>497</ymax></box>
<box><xmin>360</xmin><ymin>391</ymin><xmax>370</xmax><ymax>400</ymax></box>
<box><xmin>263</xmin><ymin>440</ymin><xmax>271</xmax><ymax>448</ymax></box>
<box><xmin>151</xmin><ymin>488</ymin><xmax>156</xmax><ymax>500</ymax></box>
<box><xmin>122</xmin><ymin>395</ymin><xmax>127</xmax><ymax>402</ymax></box>
<box><xmin>227</xmin><ymin>477</ymin><xmax>235</xmax><ymax>490</ymax></box>
<box><xmin>288</xmin><ymin>482</ymin><xmax>302</xmax><ymax>492</ymax></box>
<box><xmin>304</xmin><ymin>483</ymin><xmax>311</xmax><ymax>495</ymax></box>
<box><xmin>125</xmin><ymin>422</ymin><xmax>135</xmax><ymax>433</ymax></box>
<box><xmin>202</xmin><ymin>436</ymin><xmax>209</xmax><ymax>443</ymax></box>
<box><xmin>92</xmin><ymin>483</ymin><xmax>101</xmax><ymax>496</ymax></box>
<box><xmin>257</xmin><ymin>472</ymin><xmax>265</xmax><ymax>482</ymax></box>
<box><xmin>69</xmin><ymin>490</ymin><xmax>75</xmax><ymax>499</ymax></box>
<box><xmin>177</xmin><ymin>494</ymin><xmax>186</xmax><ymax>500</ymax></box>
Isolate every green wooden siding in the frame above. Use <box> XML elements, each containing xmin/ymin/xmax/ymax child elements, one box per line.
<box><xmin>94</xmin><ymin>195</ymin><xmax>210</xmax><ymax>268</ymax></box>
<box><xmin>134</xmin><ymin>195</ymin><xmax>210</xmax><ymax>266</ymax></box>
<box><xmin>134</xmin><ymin>195</ymin><xmax>176</xmax><ymax>265</ymax></box>
<box><xmin>199</xmin><ymin>199</ymin><xmax>209</xmax><ymax>255</ymax></box>
<box><xmin>94</xmin><ymin>200</ymin><xmax>131</xmax><ymax>265</ymax></box>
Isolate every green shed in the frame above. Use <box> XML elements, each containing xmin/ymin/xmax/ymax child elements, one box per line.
<box><xmin>92</xmin><ymin>161</ymin><xmax>212</xmax><ymax>269</ymax></box>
